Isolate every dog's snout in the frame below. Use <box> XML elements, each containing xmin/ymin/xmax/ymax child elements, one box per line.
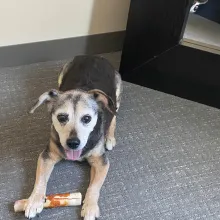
<box><xmin>67</xmin><ymin>138</ymin><xmax>80</xmax><ymax>149</ymax></box>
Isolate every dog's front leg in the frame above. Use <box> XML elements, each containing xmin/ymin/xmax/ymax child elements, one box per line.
<box><xmin>81</xmin><ymin>154</ymin><xmax>109</xmax><ymax>220</ymax></box>
<box><xmin>24</xmin><ymin>144</ymin><xmax>61</xmax><ymax>219</ymax></box>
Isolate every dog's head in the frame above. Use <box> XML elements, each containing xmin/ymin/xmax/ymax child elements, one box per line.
<box><xmin>30</xmin><ymin>89</ymin><xmax>115</xmax><ymax>160</ymax></box>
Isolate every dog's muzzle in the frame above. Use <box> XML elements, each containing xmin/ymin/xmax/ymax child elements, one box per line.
<box><xmin>65</xmin><ymin>138</ymin><xmax>82</xmax><ymax>161</ymax></box>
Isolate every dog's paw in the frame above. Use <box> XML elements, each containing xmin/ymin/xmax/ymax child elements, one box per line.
<box><xmin>24</xmin><ymin>193</ymin><xmax>45</xmax><ymax>219</ymax></box>
<box><xmin>105</xmin><ymin>137</ymin><xmax>116</xmax><ymax>151</ymax></box>
<box><xmin>81</xmin><ymin>200</ymin><xmax>100</xmax><ymax>220</ymax></box>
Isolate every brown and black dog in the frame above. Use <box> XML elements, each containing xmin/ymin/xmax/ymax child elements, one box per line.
<box><xmin>24</xmin><ymin>56</ymin><xmax>122</xmax><ymax>219</ymax></box>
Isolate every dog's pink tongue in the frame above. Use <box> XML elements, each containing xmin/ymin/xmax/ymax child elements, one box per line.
<box><xmin>65</xmin><ymin>149</ymin><xmax>82</xmax><ymax>161</ymax></box>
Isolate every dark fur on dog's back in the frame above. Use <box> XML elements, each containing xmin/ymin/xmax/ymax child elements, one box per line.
<box><xmin>59</xmin><ymin>55</ymin><xmax>117</xmax><ymax>106</ymax></box>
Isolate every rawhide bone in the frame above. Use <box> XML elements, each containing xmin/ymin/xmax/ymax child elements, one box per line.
<box><xmin>14</xmin><ymin>192</ymin><xmax>82</xmax><ymax>212</ymax></box>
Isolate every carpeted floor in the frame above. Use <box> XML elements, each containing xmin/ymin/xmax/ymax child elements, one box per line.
<box><xmin>1</xmin><ymin>52</ymin><xmax>220</xmax><ymax>219</ymax></box>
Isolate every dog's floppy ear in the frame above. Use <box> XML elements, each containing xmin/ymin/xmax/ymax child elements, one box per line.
<box><xmin>30</xmin><ymin>89</ymin><xmax>59</xmax><ymax>114</ymax></box>
<box><xmin>88</xmin><ymin>89</ymin><xmax>116</xmax><ymax>115</ymax></box>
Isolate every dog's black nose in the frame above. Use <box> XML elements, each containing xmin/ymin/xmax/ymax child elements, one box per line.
<box><xmin>66</xmin><ymin>138</ymin><xmax>80</xmax><ymax>149</ymax></box>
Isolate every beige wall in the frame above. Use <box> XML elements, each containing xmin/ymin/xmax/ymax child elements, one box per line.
<box><xmin>0</xmin><ymin>0</ymin><xmax>130</xmax><ymax>47</ymax></box>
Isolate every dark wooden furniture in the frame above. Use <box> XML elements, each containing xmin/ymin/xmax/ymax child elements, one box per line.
<box><xmin>120</xmin><ymin>0</ymin><xmax>220</xmax><ymax>108</ymax></box>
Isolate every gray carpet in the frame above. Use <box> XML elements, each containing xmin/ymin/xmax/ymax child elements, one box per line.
<box><xmin>1</xmin><ymin>54</ymin><xmax>220</xmax><ymax>220</ymax></box>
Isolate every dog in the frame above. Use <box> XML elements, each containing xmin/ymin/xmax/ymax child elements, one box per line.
<box><xmin>24</xmin><ymin>55</ymin><xmax>122</xmax><ymax>219</ymax></box>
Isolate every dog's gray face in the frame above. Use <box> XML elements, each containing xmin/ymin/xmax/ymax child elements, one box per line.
<box><xmin>30</xmin><ymin>88</ymin><xmax>114</xmax><ymax>160</ymax></box>
<box><xmin>30</xmin><ymin>89</ymin><xmax>106</xmax><ymax>160</ymax></box>
<box><xmin>51</xmin><ymin>91</ymin><xmax>99</xmax><ymax>151</ymax></box>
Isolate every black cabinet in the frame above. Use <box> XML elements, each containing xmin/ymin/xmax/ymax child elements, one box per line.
<box><xmin>120</xmin><ymin>0</ymin><xmax>220</xmax><ymax>108</ymax></box>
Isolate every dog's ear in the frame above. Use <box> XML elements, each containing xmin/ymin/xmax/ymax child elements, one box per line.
<box><xmin>88</xmin><ymin>89</ymin><xmax>116</xmax><ymax>115</ymax></box>
<box><xmin>30</xmin><ymin>89</ymin><xmax>59</xmax><ymax>114</ymax></box>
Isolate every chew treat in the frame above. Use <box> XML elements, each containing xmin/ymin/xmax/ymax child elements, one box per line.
<box><xmin>14</xmin><ymin>192</ymin><xmax>82</xmax><ymax>212</ymax></box>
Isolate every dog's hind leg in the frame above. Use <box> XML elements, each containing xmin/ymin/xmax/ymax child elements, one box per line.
<box><xmin>105</xmin><ymin>115</ymin><xmax>116</xmax><ymax>150</ymax></box>
<box><xmin>81</xmin><ymin>154</ymin><xmax>109</xmax><ymax>220</ymax></box>
<box><xmin>115</xmin><ymin>71</ymin><xmax>123</xmax><ymax>112</ymax></box>
<box><xmin>58</xmin><ymin>61</ymin><xmax>72</xmax><ymax>88</ymax></box>
<box><xmin>105</xmin><ymin>71</ymin><xmax>122</xmax><ymax>151</ymax></box>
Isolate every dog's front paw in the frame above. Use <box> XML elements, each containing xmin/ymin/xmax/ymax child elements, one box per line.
<box><xmin>24</xmin><ymin>193</ymin><xmax>45</xmax><ymax>219</ymax></box>
<box><xmin>105</xmin><ymin>137</ymin><xmax>116</xmax><ymax>151</ymax></box>
<box><xmin>81</xmin><ymin>199</ymin><xmax>100</xmax><ymax>220</ymax></box>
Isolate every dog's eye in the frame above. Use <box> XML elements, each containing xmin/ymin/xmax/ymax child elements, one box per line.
<box><xmin>57</xmin><ymin>113</ymin><xmax>69</xmax><ymax>123</ymax></box>
<box><xmin>81</xmin><ymin>115</ymin><xmax>91</xmax><ymax>124</ymax></box>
